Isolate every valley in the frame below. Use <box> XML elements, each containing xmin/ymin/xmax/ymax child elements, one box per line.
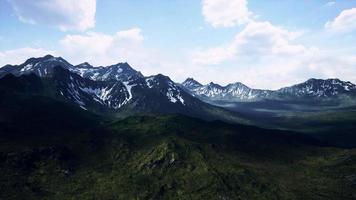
<box><xmin>0</xmin><ymin>55</ymin><xmax>356</xmax><ymax>199</ymax></box>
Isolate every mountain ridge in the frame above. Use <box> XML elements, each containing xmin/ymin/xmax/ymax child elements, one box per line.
<box><xmin>1</xmin><ymin>54</ymin><xmax>356</xmax><ymax>112</ymax></box>
<box><xmin>182</xmin><ymin>77</ymin><xmax>356</xmax><ymax>103</ymax></box>
<box><xmin>0</xmin><ymin>57</ymin><xmax>249</xmax><ymax>124</ymax></box>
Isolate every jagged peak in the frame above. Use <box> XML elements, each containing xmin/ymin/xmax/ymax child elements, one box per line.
<box><xmin>148</xmin><ymin>73</ymin><xmax>172</xmax><ymax>81</ymax></box>
<box><xmin>183</xmin><ymin>77</ymin><xmax>200</xmax><ymax>83</ymax></box>
<box><xmin>107</xmin><ymin>62</ymin><xmax>132</xmax><ymax>69</ymax></box>
<box><xmin>207</xmin><ymin>82</ymin><xmax>223</xmax><ymax>88</ymax></box>
<box><xmin>104</xmin><ymin>62</ymin><xmax>144</xmax><ymax>77</ymax></box>
<box><xmin>75</xmin><ymin>62</ymin><xmax>93</xmax><ymax>68</ymax></box>
<box><xmin>22</xmin><ymin>54</ymin><xmax>70</xmax><ymax>66</ymax></box>
<box><xmin>226</xmin><ymin>82</ymin><xmax>249</xmax><ymax>88</ymax></box>
<box><xmin>43</xmin><ymin>54</ymin><xmax>55</xmax><ymax>59</ymax></box>
<box><xmin>29</xmin><ymin>54</ymin><xmax>53</xmax><ymax>60</ymax></box>
<box><xmin>183</xmin><ymin>77</ymin><xmax>196</xmax><ymax>82</ymax></box>
<box><xmin>182</xmin><ymin>77</ymin><xmax>202</xmax><ymax>87</ymax></box>
<box><xmin>295</xmin><ymin>78</ymin><xmax>353</xmax><ymax>87</ymax></box>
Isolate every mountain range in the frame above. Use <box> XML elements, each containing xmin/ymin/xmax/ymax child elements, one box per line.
<box><xmin>0</xmin><ymin>55</ymin><xmax>248</xmax><ymax>123</ymax></box>
<box><xmin>1</xmin><ymin>55</ymin><xmax>356</xmax><ymax>121</ymax></box>
<box><xmin>182</xmin><ymin>77</ymin><xmax>356</xmax><ymax>103</ymax></box>
<box><xmin>2</xmin><ymin>55</ymin><xmax>356</xmax><ymax>110</ymax></box>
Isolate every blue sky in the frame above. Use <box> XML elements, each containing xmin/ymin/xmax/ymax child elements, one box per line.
<box><xmin>0</xmin><ymin>0</ymin><xmax>356</xmax><ymax>89</ymax></box>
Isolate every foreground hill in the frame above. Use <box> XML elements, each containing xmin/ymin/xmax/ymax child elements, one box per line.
<box><xmin>0</xmin><ymin>92</ymin><xmax>355</xmax><ymax>199</ymax></box>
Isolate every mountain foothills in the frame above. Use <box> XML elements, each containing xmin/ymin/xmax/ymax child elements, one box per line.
<box><xmin>1</xmin><ymin>55</ymin><xmax>356</xmax><ymax>200</ymax></box>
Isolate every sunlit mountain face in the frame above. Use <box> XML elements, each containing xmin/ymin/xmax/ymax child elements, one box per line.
<box><xmin>1</xmin><ymin>0</ymin><xmax>356</xmax><ymax>199</ymax></box>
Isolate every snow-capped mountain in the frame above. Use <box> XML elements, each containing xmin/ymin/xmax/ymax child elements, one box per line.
<box><xmin>0</xmin><ymin>55</ymin><xmax>72</xmax><ymax>78</ymax></box>
<box><xmin>0</xmin><ymin>56</ymin><xmax>220</xmax><ymax>118</ymax></box>
<box><xmin>73</xmin><ymin>62</ymin><xmax>143</xmax><ymax>82</ymax></box>
<box><xmin>182</xmin><ymin>78</ymin><xmax>356</xmax><ymax>103</ymax></box>
<box><xmin>2</xmin><ymin>55</ymin><xmax>355</xmax><ymax>118</ymax></box>
<box><xmin>182</xmin><ymin>78</ymin><xmax>272</xmax><ymax>102</ymax></box>
<box><xmin>181</xmin><ymin>78</ymin><xmax>203</xmax><ymax>90</ymax></box>
<box><xmin>145</xmin><ymin>74</ymin><xmax>186</xmax><ymax>105</ymax></box>
<box><xmin>276</xmin><ymin>78</ymin><xmax>356</xmax><ymax>98</ymax></box>
<box><xmin>52</xmin><ymin>66</ymin><xmax>134</xmax><ymax>111</ymax></box>
<box><xmin>52</xmin><ymin>68</ymin><xmax>198</xmax><ymax>113</ymax></box>
<box><xmin>0</xmin><ymin>55</ymin><xmax>143</xmax><ymax>82</ymax></box>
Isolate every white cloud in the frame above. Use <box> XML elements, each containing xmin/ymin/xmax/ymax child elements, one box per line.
<box><xmin>8</xmin><ymin>0</ymin><xmax>96</xmax><ymax>31</ymax></box>
<box><xmin>325</xmin><ymin>1</ymin><xmax>336</xmax><ymax>7</ymax></box>
<box><xmin>192</xmin><ymin>21</ymin><xmax>307</xmax><ymax>65</ymax></box>
<box><xmin>234</xmin><ymin>21</ymin><xmax>305</xmax><ymax>55</ymax></box>
<box><xmin>325</xmin><ymin>7</ymin><xmax>356</xmax><ymax>33</ymax></box>
<box><xmin>0</xmin><ymin>28</ymin><xmax>146</xmax><ymax>67</ymax></box>
<box><xmin>202</xmin><ymin>0</ymin><xmax>251</xmax><ymax>27</ymax></box>
<box><xmin>116</xmin><ymin>28</ymin><xmax>144</xmax><ymax>43</ymax></box>
<box><xmin>59</xmin><ymin>28</ymin><xmax>147</xmax><ymax>66</ymax></box>
<box><xmin>60</xmin><ymin>32</ymin><xmax>114</xmax><ymax>58</ymax></box>
<box><xmin>0</xmin><ymin>47</ymin><xmax>54</xmax><ymax>66</ymax></box>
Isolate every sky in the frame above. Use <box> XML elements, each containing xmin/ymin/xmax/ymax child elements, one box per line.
<box><xmin>0</xmin><ymin>0</ymin><xmax>356</xmax><ymax>89</ymax></box>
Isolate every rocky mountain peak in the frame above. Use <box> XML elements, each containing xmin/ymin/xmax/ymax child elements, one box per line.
<box><xmin>182</xmin><ymin>78</ymin><xmax>202</xmax><ymax>89</ymax></box>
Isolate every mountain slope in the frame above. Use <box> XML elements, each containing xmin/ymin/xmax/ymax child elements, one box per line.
<box><xmin>1</xmin><ymin>110</ymin><xmax>355</xmax><ymax>200</ymax></box>
<box><xmin>0</xmin><ymin>77</ymin><xmax>102</xmax><ymax>134</ymax></box>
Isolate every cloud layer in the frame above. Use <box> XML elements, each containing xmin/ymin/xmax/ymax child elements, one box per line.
<box><xmin>1</xmin><ymin>1</ymin><xmax>356</xmax><ymax>89</ymax></box>
<box><xmin>193</xmin><ymin>21</ymin><xmax>306</xmax><ymax>65</ymax></box>
<box><xmin>8</xmin><ymin>0</ymin><xmax>96</xmax><ymax>31</ymax></box>
<box><xmin>202</xmin><ymin>0</ymin><xmax>251</xmax><ymax>27</ymax></box>
<box><xmin>193</xmin><ymin>2</ymin><xmax>356</xmax><ymax>89</ymax></box>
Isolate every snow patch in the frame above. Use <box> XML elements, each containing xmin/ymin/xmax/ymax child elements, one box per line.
<box><xmin>122</xmin><ymin>81</ymin><xmax>135</xmax><ymax>102</ymax></box>
<box><xmin>20</xmin><ymin>64</ymin><xmax>33</xmax><ymax>72</ymax></box>
<box><xmin>145</xmin><ymin>77</ymin><xmax>154</xmax><ymax>88</ymax></box>
<box><xmin>166</xmin><ymin>87</ymin><xmax>185</xmax><ymax>105</ymax></box>
<box><xmin>79</xmin><ymin>86</ymin><xmax>114</xmax><ymax>102</ymax></box>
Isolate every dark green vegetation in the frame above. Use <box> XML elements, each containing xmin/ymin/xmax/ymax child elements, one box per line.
<box><xmin>217</xmin><ymin>100</ymin><xmax>356</xmax><ymax>148</ymax></box>
<box><xmin>1</xmin><ymin>91</ymin><xmax>356</xmax><ymax>199</ymax></box>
